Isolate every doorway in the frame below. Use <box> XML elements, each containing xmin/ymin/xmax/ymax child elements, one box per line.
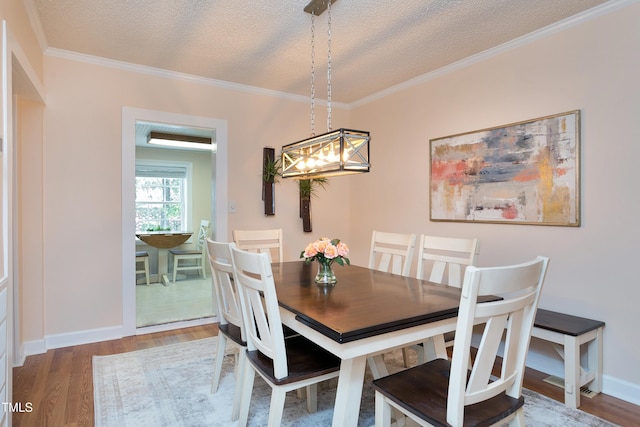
<box><xmin>135</xmin><ymin>121</ymin><xmax>213</xmax><ymax>327</ymax></box>
<box><xmin>121</xmin><ymin>107</ymin><xmax>228</xmax><ymax>336</ymax></box>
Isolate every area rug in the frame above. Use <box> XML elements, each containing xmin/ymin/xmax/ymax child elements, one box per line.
<box><xmin>93</xmin><ymin>337</ymin><xmax>618</xmax><ymax>427</ymax></box>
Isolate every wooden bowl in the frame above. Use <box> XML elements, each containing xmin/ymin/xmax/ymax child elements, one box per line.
<box><xmin>136</xmin><ymin>232</ymin><xmax>192</xmax><ymax>249</ymax></box>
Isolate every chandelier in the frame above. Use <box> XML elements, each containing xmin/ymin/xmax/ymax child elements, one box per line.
<box><xmin>281</xmin><ymin>0</ymin><xmax>370</xmax><ymax>179</ymax></box>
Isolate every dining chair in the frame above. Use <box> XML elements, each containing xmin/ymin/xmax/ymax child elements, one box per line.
<box><xmin>206</xmin><ymin>239</ymin><xmax>246</xmax><ymax>421</ymax></box>
<box><xmin>410</xmin><ymin>235</ymin><xmax>480</xmax><ymax>365</ymax></box>
<box><xmin>368</xmin><ymin>230</ymin><xmax>417</xmax><ymax>276</ymax></box>
<box><xmin>232</xmin><ymin>228</ymin><xmax>283</xmax><ymax>263</ymax></box>
<box><xmin>366</xmin><ymin>231</ymin><xmax>416</xmax><ymax>378</ymax></box>
<box><xmin>230</xmin><ymin>247</ymin><xmax>341</xmax><ymax>427</ymax></box>
<box><xmin>170</xmin><ymin>219</ymin><xmax>210</xmax><ymax>282</ymax></box>
<box><xmin>135</xmin><ymin>251</ymin><xmax>150</xmax><ymax>286</ymax></box>
<box><xmin>372</xmin><ymin>256</ymin><xmax>549</xmax><ymax>427</ymax></box>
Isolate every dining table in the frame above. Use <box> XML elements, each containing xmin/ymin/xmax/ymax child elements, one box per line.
<box><xmin>271</xmin><ymin>261</ymin><xmax>478</xmax><ymax>427</ymax></box>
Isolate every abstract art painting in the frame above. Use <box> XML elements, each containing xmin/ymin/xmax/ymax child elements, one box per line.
<box><xmin>430</xmin><ymin>111</ymin><xmax>580</xmax><ymax>226</ymax></box>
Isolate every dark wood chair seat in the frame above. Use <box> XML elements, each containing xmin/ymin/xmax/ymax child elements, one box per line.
<box><xmin>247</xmin><ymin>335</ymin><xmax>340</xmax><ymax>386</ymax></box>
<box><xmin>169</xmin><ymin>249</ymin><xmax>200</xmax><ymax>256</ymax></box>
<box><xmin>219</xmin><ymin>323</ymin><xmax>246</xmax><ymax>346</ymax></box>
<box><xmin>373</xmin><ymin>358</ymin><xmax>524</xmax><ymax>427</ymax></box>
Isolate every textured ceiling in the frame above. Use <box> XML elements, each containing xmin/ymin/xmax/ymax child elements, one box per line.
<box><xmin>33</xmin><ymin>0</ymin><xmax>609</xmax><ymax>104</ymax></box>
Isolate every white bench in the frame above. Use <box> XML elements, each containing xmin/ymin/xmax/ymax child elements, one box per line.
<box><xmin>531</xmin><ymin>309</ymin><xmax>605</xmax><ymax>409</ymax></box>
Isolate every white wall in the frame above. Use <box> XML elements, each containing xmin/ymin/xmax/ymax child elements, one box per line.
<box><xmin>349</xmin><ymin>2</ymin><xmax>640</xmax><ymax>403</ymax></box>
<box><xmin>35</xmin><ymin>52</ymin><xmax>352</xmax><ymax>344</ymax></box>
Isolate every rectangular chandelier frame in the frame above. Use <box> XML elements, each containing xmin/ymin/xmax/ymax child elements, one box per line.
<box><xmin>281</xmin><ymin>128</ymin><xmax>370</xmax><ymax>179</ymax></box>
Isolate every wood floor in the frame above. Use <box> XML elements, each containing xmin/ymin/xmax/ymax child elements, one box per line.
<box><xmin>12</xmin><ymin>324</ymin><xmax>640</xmax><ymax>427</ymax></box>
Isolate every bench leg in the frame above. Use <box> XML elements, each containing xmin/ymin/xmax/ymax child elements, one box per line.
<box><xmin>564</xmin><ymin>335</ymin><xmax>580</xmax><ymax>409</ymax></box>
<box><xmin>587</xmin><ymin>327</ymin><xmax>603</xmax><ymax>394</ymax></box>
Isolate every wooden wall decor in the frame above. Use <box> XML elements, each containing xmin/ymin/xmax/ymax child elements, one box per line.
<box><xmin>262</xmin><ymin>147</ymin><xmax>277</xmax><ymax>216</ymax></box>
<box><xmin>300</xmin><ymin>179</ymin><xmax>312</xmax><ymax>232</ymax></box>
<box><xmin>299</xmin><ymin>178</ymin><xmax>327</xmax><ymax>233</ymax></box>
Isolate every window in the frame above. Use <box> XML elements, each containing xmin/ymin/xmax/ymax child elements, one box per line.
<box><xmin>135</xmin><ymin>161</ymin><xmax>191</xmax><ymax>232</ymax></box>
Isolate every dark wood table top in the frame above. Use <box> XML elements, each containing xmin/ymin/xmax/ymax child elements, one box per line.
<box><xmin>272</xmin><ymin>261</ymin><xmax>468</xmax><ymax>343</ymax></box>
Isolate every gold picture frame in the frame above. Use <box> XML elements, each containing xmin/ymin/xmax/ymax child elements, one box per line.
<box><xmin>430</xmin><ymin>110</ymin><xmax>580</xmax><ymax>226</ymax></box>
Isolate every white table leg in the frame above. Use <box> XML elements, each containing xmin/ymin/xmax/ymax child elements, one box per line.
<box><xmin>157</xmin><ymin>248</ymin><xmax>170</xmax><ymax>286</ymax></box>
<box><xmin>421</xmin><ymin>336</ymin><xmax>447</xmax><ymax>362</ymax></box>
<box><xmin>367</xmin><ymin>354</ymin><xmax>389</xmax><ymax>379</ymax></box>
<box><xmin>331</xmin><ymin>355</ymin><xmax>367</xmax><ymax>427</ymax></box>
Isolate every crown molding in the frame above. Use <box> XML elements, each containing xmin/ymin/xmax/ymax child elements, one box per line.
<box><xmin>351</xmin><ymin>0</ymin><xmax>637</xmax><ymax>107</ymax></box>
<box><xmin>44</xmin><ymin>47</ymin><xmax>351</xmax><ymax>110</ymax></box>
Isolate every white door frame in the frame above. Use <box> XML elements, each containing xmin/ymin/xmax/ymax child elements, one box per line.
<box><xmin>3</xmin><ymin>20</ymin><xmax>46</xmax><ymax>425</ymax></box>
<box><xmin>121</xmin><ymin>107</ymin><xmax>228</xmax><ymax>336</ymax></box>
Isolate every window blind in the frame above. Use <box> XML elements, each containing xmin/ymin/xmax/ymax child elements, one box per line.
<box><xmin>135</xmin><ymin>163</ymin><xmax>187</xmax><ymax>178</ymax></box>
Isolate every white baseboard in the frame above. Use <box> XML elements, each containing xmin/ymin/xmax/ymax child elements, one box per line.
<box><xmin>19</xmin><ymin>316</ymin><xmax>218</xmax><ymax>359</ymax></box>
<box><xmin>16</xmin><ymin>326</ymin><xmax>125</xmax><ymax>366</ymax></box>
<box><xmin>600</xmin><ymin>375</ymin><xmax>640</xmax><ymax>406</ymax></box>
<box><xmin>45</xmin><ymin>325</ymin><xmax>125</xmax><ymax>350</ymax></box>
<box><xmin>18</xmin><ymin>339</ymin><xmax>46</xmax><ymax>365</ymax></box>
<box><xmin>135</xmin><ymin>317</ymin><xmax>216</xmax><ymax>335</ymax></box>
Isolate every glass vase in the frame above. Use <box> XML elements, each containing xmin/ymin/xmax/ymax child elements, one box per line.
<box><xmin>315</xmin><ymin>258</ymin><xmax>337</xmax><ymax>286</ymax></box>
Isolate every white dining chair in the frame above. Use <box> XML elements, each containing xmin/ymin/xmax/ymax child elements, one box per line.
<box><xmin>170</xmin><ymin>219</ymin><xmax>210</xmax><ymax>282</ymax></box>
<box><xmin>410</xmin><ymin>235</ymin><xmax>480</xmax><ymax>365</ymax></box>
<box><xmin>231</xmin><ymin>247</ymin><xmax>341</xmax><ymax>427</ymax></box>
<box><xmin>135</xmin><ymin>251</ymin><xmax>150</xmax><ymax>286</ymax></box>
<box><xmin>373</xmin><ymin>256</ymin><xmax>549</xmax><ymax>427</ymax></box>
<box><xmin>365</xmin><ymin>231</ymin><xmax>417</xmax><ymax>379</ymax></box>
<box><xmin>232</xmin><ymin>228</ymin><xmax>283</xmax><ymax>263</ymax></box>
<box><xmin>206</xmin><ymin>239</ymin><xmax>246</xmax><ymax>421</ymax></box>
<box><xmin>368</xmin><ymin>230</ymin><xmax>417</xmax><ymax>276</ymax></box>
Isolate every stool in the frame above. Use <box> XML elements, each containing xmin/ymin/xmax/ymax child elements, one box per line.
<box><xmin>532</xmin><ymin>309</ymin><xmax>605</xmax><ymax>409</ymax></box>
<box><xmin>135</xmin><ymin>251</ymin><xmax>150</xmax><ymax>286</ymax></box>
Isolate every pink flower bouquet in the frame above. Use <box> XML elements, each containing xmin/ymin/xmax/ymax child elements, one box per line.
<box><xmin>300</xmin><ymin>237</ymin><xmax>350</xmax><ymax>266</ymax></box>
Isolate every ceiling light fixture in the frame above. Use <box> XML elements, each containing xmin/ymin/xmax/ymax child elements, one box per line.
<box><xmin>147</xmin><ymin>131</ymin><xmax>214</xmax><ymax>151</ymax></box>
<box><xmin>281</xmin><ymin>0</ymin><xmax>370</xmax><ymax>179</ymax></box>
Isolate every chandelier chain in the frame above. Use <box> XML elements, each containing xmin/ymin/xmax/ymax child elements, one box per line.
<box><xmin>326</xmin><ymin>0</ymin><xmax>332</xmax><ymax>132</ymax></box>
<box><xmin>310</xmin><ymin>12</ymin><xmax>316</xmax><ymax>137</ymax></box>
<box><xmin>282</xmin><ymin>1</ymin><xmax>371</xmax><ymax>181</ymax></box>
